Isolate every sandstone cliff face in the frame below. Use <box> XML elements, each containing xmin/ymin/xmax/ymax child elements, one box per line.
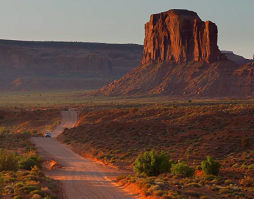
<box><xmin>142</xmin><ymin>9</ymin><xmax>226</xmax><ymax>64</ymax></box>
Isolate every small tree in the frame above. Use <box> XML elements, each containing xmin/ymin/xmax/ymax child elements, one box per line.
<box><xmin>133</xmin><ymin>149</ymin><xmax>171</xmax><ymax>176</ymax></box>
<box><xmin>171</xmin><ymin>161</ymin><xmax>195</xmax><ymax>177</ymax></box>
<box><xmin>201</xmin><ymin>156</ymin><xmax>221</xmax><ymax>175</ymax></box>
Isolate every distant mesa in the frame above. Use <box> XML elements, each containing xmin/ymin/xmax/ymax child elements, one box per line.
<box><xmin>221</xmin><ymin>50</ymin><xmax>254</xmax><ymax>64</ymax></box>
<box><xmin>90</xmin><ymin>9</ymin><xmax>254</xmax><ymax>99</ymax></box>
<box><xmin>0</xmin><ymin>40</ymin><xmax>143</xmax><ymax>91</ymax></box>
<box><xmin>142</xmin><ymin>9</ymin><xmax>226</xmax><ymax>64</ymax></box>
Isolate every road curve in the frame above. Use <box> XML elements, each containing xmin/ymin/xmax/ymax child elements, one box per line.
<box><xmin>31</xmin><ymin>111</ymin><xmax>136</xmax><ymax>199</ymax></box>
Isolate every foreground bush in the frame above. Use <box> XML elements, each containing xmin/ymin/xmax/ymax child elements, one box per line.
<box><xmin>201</xmin><ymin>156</ymin><xmax>221</xmax><ymax>175</ymax></box>
<box><xmin>20</xmin><ymin>155</ymin><xmax>43</xmax><ymax>170</ymax></box>
<box><xmin>171</xmin><ymin>161</ymin><xmax>195</xmax><ymax>177</ymax></box>
<box><xmin>134</xmin><ymin>149</ymin><xmax>171</xmax><ymax>176</ymax></box>
<box><xmin>0</xmin><ymin>149</ymin><xmax>19</xmax><ymax>172</ymax></box>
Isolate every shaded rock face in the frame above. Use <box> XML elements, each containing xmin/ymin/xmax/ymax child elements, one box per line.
<box><xmin>43</xmin><ymin>54</ymin><xmax>112</xmax><ymax>74</ymax></box>
<box><xmin>0</xmin><ymin>40</ymin><xmax>143</xmax><ymax>76</ymax></box>
<box><xmin>0</xmin><ymin>45</ymin><xmax>31</xmax><ymax>68</ymax></box>
<box><xmin>0</xmin><ymin>40</ymin><xmax>143</xmax><ymax>91</ymax></box>
<box><xmin>142</xmin><ymin>9</ymin><xmax>226</xmax><ymax>64</ymax></box>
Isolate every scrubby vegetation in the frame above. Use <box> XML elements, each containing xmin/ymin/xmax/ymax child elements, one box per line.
<box><xmin>133</xmin><ymin>150</ymin><xmax>171</xmax><ymax>176</ymax></box>
<box><xmin>2</xmin><ymin>99</ymin><xmax>254</xmax><ymax>198</ymax></box>
<box><xmin>201</xmin><ymin>156</ymin><xmax>221</xmax><ymax>175</ymax></box>
<box><xmin>0</xmin><ymin>149</ymin><xmax>59</xmax><ymax>199</ymax></box>
<box><xmin>0</xmin><ymin>107</ymin><xmax>62</xmax><ymax>198</ymax></box>
<box><xmin>0</xmin><ymin>149</ymin><xmax>19</xmax><ymax>172</ymax></box>
<box><xmin>171</xmin><ymin>161</ymin><xmax>195</xmax><ymax>177</ymax></box>
<box><xmin>58</xmin><ymin>101</ymin><xmax>254</xmax><ymax>198</ymax></box>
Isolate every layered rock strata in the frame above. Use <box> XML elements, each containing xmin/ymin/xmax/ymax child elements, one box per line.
<box><xmin>142</xmin><ymin>9</ymin><xmax>226</xmax><ymax>64</ymax></box>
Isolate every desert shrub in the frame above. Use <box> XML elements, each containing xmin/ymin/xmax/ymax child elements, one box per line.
<box><xmin>20</xmin><ymin>131</ymin><xmax>31</xmax><ymax>139</ymax></box>
<box><xmin>171</xmin><ymin>162</ymin><xmax>195</xmax><ymax>177</ymax></box>
<box><xmin>30</xmin><ymin>129</ymin><xmax>38</xmax><ymax>135</ymax></box>
<box><xmin>239</xmin><ymin>176</ymin><xmax>254</xmax><ymax>187</ymax></box>
<box><xmin>14</xmin><ymin>181</ymin><xmax>25</xmax><ymax>188</ymax></box>
<box><xmin>196</xmin><ymin>165</ymin><xmax>202</xmax><ymax>170</ymax></box>
<box><xmin>4</xmin><ymin>185</ymin><xmax>14</xmax><ymax>194</ymax></box>
<box><xmin>13</xmin><ymin>196</ymin><xmax>24</xmax><ymax>199</ymax></box>
<box><xmin>0</xmin><ymin>173</ymin><xmax>4</xmax><ymax>184</ymax></box>
<box><xmin>0</xmin><ymin>149</ymin><xmax>19</xmax><ymax>172</ymax></box>
<box><xmin>31</xmin><ymin>165</ymin><xmax>44</xmax><ymax>177</ymax></box>
<box><xmin>31</xmin><ymin>189</ymin><xmax>45</xmax><ymax>197</ymax></box>
<box><xmin>186</xmin><ymin>182</ymin><xmax>201</xmax><ymax>188</ymax></box>
<box><xmin>17</xmin><ymin>185</ymin><xmax>39</xmax><ymax>194</ymax></box>
<box><xmin>0</xmin><ymin>127</ymin><xmax>10</xmax><ymax>138</ymax></box>
<box><xmin>129</xmin><ymin>107</ymin><xmax>138</xmax><ymax>114</ymax></box>
<box><xmin>241</xmin><ymin>137</ymin><xmax>249</xmax><ymax>147</ymax></box>
<box><xmin>183</xmin><ymin>190</ymin><xmax>202</xmax><ymax>198</ymax></box>
<box><xmin>201</xmin><ymin>156</ymin><xmax>221</xmax><ymax>176</ymax></box>
<box><xmin>133</xmin><ymin>149</ymin><xmax>171</xmax><ymax>176</ymax></box>
<box><xmin>203</xmin><ymin>174</ymin><xmax>216</xmax><ymax>181</ymax></box>
<box><xmin>20</xmin><ymin>155</ymin><xmax>42</xmax><ymax>170</ymax></box>
<box><xmin>31</xmin><ymin>194</ymin><xmax>42</xmax><ymax>199</ymax></box>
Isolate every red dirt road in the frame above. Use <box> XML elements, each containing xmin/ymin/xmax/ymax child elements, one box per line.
<box><xmin>31</xmin><ymin>111</ymin><xmax>136</xmax><ymax>199</ymax></box>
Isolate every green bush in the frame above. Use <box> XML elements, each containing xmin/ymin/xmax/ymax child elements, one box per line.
<box><xmin>171</xmin><ymin>161</ymin><xmax>195</xmax><ymax>177</ymax></box>
<box><xmin>133</xmin><ymin>149</ymin><xmax>171</xmax><ymax>176</ymax></box>
<box><xmin>20</xmin><ymin>155</ymin><xmax>43</xmax><ymax>170</ymax></box>
<box><xmin>0</xmin><ymin>148</ymin><xmax>19</xmax><ymax>172</ymax></box>
<box><xmin>201</xmin><ymin>156</ymin><xmax>221</xmax><ymax>176</ymax></box>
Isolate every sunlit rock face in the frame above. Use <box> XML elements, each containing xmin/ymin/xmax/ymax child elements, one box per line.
<box><xmin>142</xmin><ymin>9</ymin><xmax>226</xmax><ymax>64</ymax></box>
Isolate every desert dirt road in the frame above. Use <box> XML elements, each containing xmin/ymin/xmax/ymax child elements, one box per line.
<box><xmin>31</xmin><ymin>110</ymin><xmax>137</xmax><ymax>199</ymax></box>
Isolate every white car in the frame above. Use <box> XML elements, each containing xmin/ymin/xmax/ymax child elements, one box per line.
<box><xmin>45</xmin><ymin>131</ymin><xmax>51</xmax><ymax>138</ymax></box>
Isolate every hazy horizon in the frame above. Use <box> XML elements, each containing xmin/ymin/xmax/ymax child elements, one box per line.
<box><xmin>0</xmin><ymin>0</ymin><xmax>253</xmax><ymax>59</ymax></box>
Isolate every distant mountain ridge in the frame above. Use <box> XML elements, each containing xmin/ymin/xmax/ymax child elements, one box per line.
<box><xmin>0</xmin><ymin>39</ymin><xmax>143</xmax><ymax>91</ymax></box>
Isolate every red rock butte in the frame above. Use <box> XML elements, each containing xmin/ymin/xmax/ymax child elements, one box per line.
<box><xmin>142</xmin><ymin>9</ymin><xmax>226</xmax><ymax>64</ymax></box>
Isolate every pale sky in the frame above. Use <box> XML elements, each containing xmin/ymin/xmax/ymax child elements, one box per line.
<box><xmin>0</xmin><ymin>0</ymin><xmax>253</xmax><ymax>58</ymax></box>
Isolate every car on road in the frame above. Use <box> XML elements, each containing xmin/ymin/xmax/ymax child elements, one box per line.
<box><xmin>45</xmin><ymin>131</ymin><xmax>51</xmax><ymax>138</ymax></box>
